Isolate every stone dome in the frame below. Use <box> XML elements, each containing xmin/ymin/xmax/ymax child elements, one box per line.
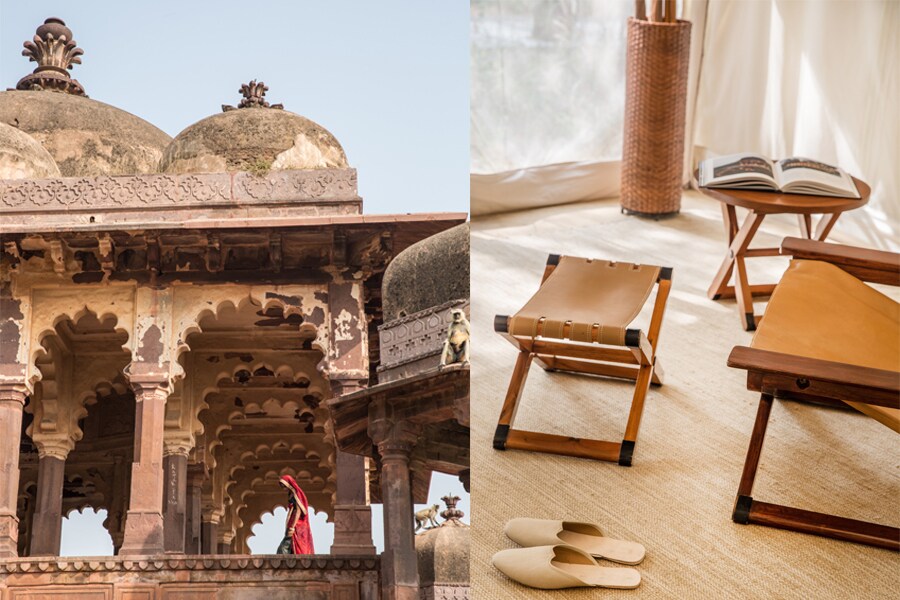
<box><xmin>382</xmin><ymin>223</ymin><xmax>470</xmax><ymax>321</ymax></box>
<box><xmin>0</xmin><ymin>91</ymin><xmax>171</xmax><ymax>177</ymax></box>
<box><xmin>0</xmin><ymin>122</ymin><xmax>60</xmax><ymax>179</ymax></box>
<box><xmin>160</xmin><ymin>106</ymin><xmax>348</xmax><ymax>174</ymax></box>
<box><xmin>415</xmin><ymin>496</ymin><xmax>470</xmax><ymax>591</ymax></box>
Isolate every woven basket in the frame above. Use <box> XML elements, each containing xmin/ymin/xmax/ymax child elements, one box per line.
<box><xmin>621</xmin><ymin>17</ymin><xmax>692</xmax><ymax>216</ymax></box>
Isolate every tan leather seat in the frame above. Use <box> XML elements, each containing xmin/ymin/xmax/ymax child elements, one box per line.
<box><xmin>509</xmin><ymin>257</ymin><xmax>661</xmax><ymax>346</ymax></box>
<box><xmin>752</xmin><ymin>259</ymin><xmax>900</xmax><ymax>432</ymax></box>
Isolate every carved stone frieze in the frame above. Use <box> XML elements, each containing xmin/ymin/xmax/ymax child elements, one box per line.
<box><xmin>0</xmin><ymin>554</ymin><xmax>379</xmax><ymax>574</ymax></box>
<box><xmin>378</xmin><ymin>300</ymin><xmax>468</xmax><ymax>370</ymax></box>
<box><xmin>0</xmin><ymin>169</ymin><xmax>360</xmax><ymax>213</ymax></box>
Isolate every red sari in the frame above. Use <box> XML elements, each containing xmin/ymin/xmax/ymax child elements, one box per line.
<box><xmin>280</xmin><ymin>475</ymin><xmax>314</xmax><ymax>554</ymax></box>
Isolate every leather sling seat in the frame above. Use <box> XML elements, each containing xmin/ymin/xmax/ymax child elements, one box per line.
<box><xmin>509</xmin><ymin>257</ymin><xmax>661</xmax><ymax>346</ymax></box>
<box><xmin>751</xmin><ymin>259</ymin><xmax>900</xmax><ymax>432</ymax></box>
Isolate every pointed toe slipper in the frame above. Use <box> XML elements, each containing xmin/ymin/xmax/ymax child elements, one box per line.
<box><xmin>492</xmin><ymin>544</ymin><xmax>641</xmax><ymax>590</ymax></box>
<box><xmin>504</xmin><ymin>518</ymin><xmax>646</xmax><ymax>565</ymax></box>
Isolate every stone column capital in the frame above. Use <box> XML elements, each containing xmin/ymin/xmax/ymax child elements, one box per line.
<box><xmin>34</xmin><ymin>436</ymin><xmax>74</xmax><ymax>461</ymax></box>
<box><xmin>370</xmin><ymin>419</ymin><xmax>421</xmax><ymax>459</ymax></box>
<box><xmin>329</xmin><ymin>376</ymin><xmax>369</xmax><ymax>397</ymax></box>
<box><xmin>163</xmin><ymin>435</ymin><xmax>193</xmax><ymax>458</ymax></box>
<box><xmin>125</xmin><ymin>361</ymin><xmax>171</xmax><ymax>396</ymax></box>
<box><xmin>0</xmin><ymin>386</ymin><xmax>27</xmax><ymax>405</ymax></box>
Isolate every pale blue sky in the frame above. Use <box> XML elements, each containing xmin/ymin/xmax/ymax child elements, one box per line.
<box><xmin>2</xmin><ymin>0</ymin><xmax>470</xmax><ymax>556</ymax></box>
<box><xmin>0</xmin><ymin>0</ymin><xmax>469</xmax><ymax>214</ymax></box>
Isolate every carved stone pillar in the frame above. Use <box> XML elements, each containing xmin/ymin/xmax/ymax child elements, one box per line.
<box><xmin>371</xmin><ymin>411</ymin><xmax>421</xmax><ymax>600</ymax></box>
<box><xmin>184</xmin><ymin>465</ymin><xmax>204</xmax><ymax>554</ymax></box>
<box><xmin>162</xmin><ymin>444</ymin><xmax>189</xmax><ymax>553</ymax></box>
<box><xmin>0</xmin><ymin>387</ymin><xmax>27</xmax><ymax>558</ymax></box>
<box><xmin>201</xmin><ymin>518</ymin><xmax>219</xmax><ymax>554</ymax></box>
<box><xmin>109</xmin><ymin>454</ymin><xmax>130</xmax><ymax>554</ymax></box>
<box><xmin>120</xmin><ymin>379</ymin><xmax>169</xmax><ymax>555</ymax></box>
<box><xmin>29</xmin><ymin>448</ymin><xmax>68</xmax><ymax>556</ymax></box>
<box><xmin>331</xmin><ymin>379</ymin><xmax>376</xmax><ymax>556</ymax></box>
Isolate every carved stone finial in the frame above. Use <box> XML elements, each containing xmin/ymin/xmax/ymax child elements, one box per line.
<box><xmin>16</xmin><ymin>17</ymin><xmax>86</xmax><ymax>96</ymax></box>
<box><xmin>440</xmin><ymin>494</ymin><xmax>465</xmax><ymax>524</ymax></box>
<box><xmin>221</xmin><ymin>80</ymin><xmax>284</xmax><ymax>112</ymax></box>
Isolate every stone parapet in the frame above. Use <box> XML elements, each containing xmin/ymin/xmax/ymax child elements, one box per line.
<box><xmin>0</xmin><ymin>169</ymin><xmax>361</xmax><ymax>232</ymax></box>
<box><xmin>0</xmin><ymin>554</ymin><xmax>380</xmax><ymax>600</ymax></box>
<box><xmin>377</xmin><ymin>300</ymin><xmax>468</xmax><ymax>382</ymax></box>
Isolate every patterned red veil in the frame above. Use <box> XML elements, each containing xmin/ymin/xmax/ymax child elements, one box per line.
<box><xmin>279</xmin><ymin>475</ymin><xmax>314</xmax><ymax>554</ymax></box>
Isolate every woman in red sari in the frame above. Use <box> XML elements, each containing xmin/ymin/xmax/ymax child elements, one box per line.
<box><xmin>277</xmin><ymin>475</ymin><xmax>315</xmax><ymax>554</ymax></box>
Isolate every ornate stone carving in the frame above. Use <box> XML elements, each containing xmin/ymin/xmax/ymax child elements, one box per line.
<box><xmin>222</xmin><ymin>80</ymin><xmax>284</xmax><ymax>112</ymax></box>
<box><xmin>0</xmin><ymin>170</ymin><xmax>359</xmax><ymax>213</ymax></box>
<box><xmin>0</xmin><ymin>555</ymin><xmax>379</xmax><ymax>574</ymax></box>
<box><xmin>16</xmin><ymin>18</ymin><xmax>86</xmax><ymax>96</ymax></box>
<box><xmin>378</xmin><ymin>300</ymin><xmax>469</xmax><ymax>370</ymax></box>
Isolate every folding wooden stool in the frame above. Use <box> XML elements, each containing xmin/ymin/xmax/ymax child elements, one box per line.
<box><xmin>728</xmin><ymin>238</ymin><xmax>899</xmax><ymax>550</ymax></box>
<box><xmin>493</xmin><ymin>254</ymin><xmax>672</xmax><ymax>466</ymax></box>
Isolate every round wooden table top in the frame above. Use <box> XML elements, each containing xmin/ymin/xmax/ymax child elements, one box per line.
<box><xmin>693</xmin><ymin>170</ymin><xmax>870</xmax><ymax>215</ymax></box>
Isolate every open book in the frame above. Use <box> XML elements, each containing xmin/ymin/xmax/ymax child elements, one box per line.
<box><xmin>699</xmin><ymin>153</ymin><xmax>860</xmax><ymax>199</ymax></box>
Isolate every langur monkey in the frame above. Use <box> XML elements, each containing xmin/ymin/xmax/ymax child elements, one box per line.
<box><xmin>440</xmin><ymin>309</ymin><xmax>470</xmax><ymax>367</ymax></box>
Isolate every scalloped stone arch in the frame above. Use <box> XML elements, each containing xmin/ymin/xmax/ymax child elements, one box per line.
<box><xmin>25</xmin><ymin>311</ymin><xmax>133</xmax><ymax>456</ymax></box>
<box><xmin>170</xmin><ymin>286</ymin><xmax>329</xmax><ymax>373</ymax></box>
<box><xmin>25</xmin><ymin>286</ymin><xmax>136</xmax><ymax>393</ymax></box>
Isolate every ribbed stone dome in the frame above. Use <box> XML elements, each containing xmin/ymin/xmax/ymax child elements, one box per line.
<box><xmin>160</xmin><ymin>107</ymin><xmax>348</xmax><ymax>174</ymax></box>
<box><xmin>382</xmin><ymin>223</ymin><xmax>470</xmax><ymax>321</ymax></box>
<box><xmin>415</xmin><ymin>497</ymin><xmax>470</xmax><ymax>590</ymax></box>
<box><xmin>0</xmin><ymin>91</ymin><xmax>171</xmax><ymax>177</ymax></box>
<box><xmin>0</xmin><ymin>122</ymin><xmax>60</xmax><ymax>179</ymax></box>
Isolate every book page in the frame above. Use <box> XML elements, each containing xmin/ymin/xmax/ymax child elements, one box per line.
<box><xmin>700</xmin><ymin>153</ymin><xmax>778</xmax><ymax>189</ymax></box>
<box><xmin>775</xmin><ymin>158</ymin><xmax>859</xmax><ymax>198</ymax></box>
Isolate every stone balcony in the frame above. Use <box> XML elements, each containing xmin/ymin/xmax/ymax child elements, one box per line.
<box><xmin>0</xmin><ymin>554</ymin><xmax>379</xmax><ymax>600</ymax></box>
<box><xmin>377</xmin><ymin>299</ymin><xmax>470</xmax><ymax>383</ymax></box>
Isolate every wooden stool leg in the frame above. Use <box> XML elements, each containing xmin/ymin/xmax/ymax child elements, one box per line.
<box><xmin>619</xmin><ymin>361</ymin><xmax>654</xmax><ymax>466</ymax></box>
<box><xmin>814</xmin><ymin>212</ymin><xmax>841</xmax><ymax>241</ymax></box>
<box><xmin>731</xmin><ymin>212</ymin><xmax>765</xmax><ymax>330</ymax></box>
<box><xmin>798</xmin><ymin>214</ymin><xmax>813</xmax><ymax>238</ymax></box>
<box><xmin>708</xmin><ymin>205</ymin><xmax>739</xmax><ymax>300</ymax></box>
<box><xmin>494</xmin><ymin>350</ymin><xmax>533</xmax><ymax>449</ymax></box>
<box><xmin>733</xmin><ymin>393</ymin><xmax>774</xmax><ymax>523</ymax></box>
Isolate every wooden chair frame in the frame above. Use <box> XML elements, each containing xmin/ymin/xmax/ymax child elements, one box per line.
<box><xmin>728</xmin><ymin>237</ymin><xmax>900</xmax><ymax>550</ymax></box>
<box><xmin>493</xmin><ymin>254</ymin><xmax>672</xmax><ymax>466</ymax></box>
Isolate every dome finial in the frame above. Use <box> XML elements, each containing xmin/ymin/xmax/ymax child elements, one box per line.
<box><xmin>16</xmin><ymin>17</ymin><xmax>86</xmax><ymax>96</ymax></box>
<box><xmin>222</xmin><ymin>80</ymin><xmax>284</xmax><ymax>112</ymax></box>
<box><xmin>440</xmin><ymin>494</ymin><xmax>465</xmax><ymax>525</ymax></box>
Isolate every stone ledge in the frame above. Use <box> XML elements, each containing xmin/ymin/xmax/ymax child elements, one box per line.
<box><xmin>0</xmin><ymin>553</ymin><xmax>379</xmax><ymax>574</ymax></box>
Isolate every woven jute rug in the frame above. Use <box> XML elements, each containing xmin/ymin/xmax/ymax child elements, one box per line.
<box><xmin>470</xmin><ymin>192</ymin><xmax>900</xmax><ymax>599</ymax></box>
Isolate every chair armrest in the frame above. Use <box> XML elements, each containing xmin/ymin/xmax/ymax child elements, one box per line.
<box><xmin>728</xmin><ymin>346</ymin><xmax>900</xmax><ymax>409</ymax></box>
<box><xmin>780</xmin><ymin>238</ymin><xmax>900</xmax><ymax>286</ymax></box>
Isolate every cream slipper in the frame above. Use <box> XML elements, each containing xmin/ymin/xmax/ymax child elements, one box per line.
<box><xmin>504</xmin><ymin>518</ymin><xmax>646</xmax><ymax>564</ymax></box>
<box><xmin>492</xmin><ymin>544</ymin><xmax>641</xmax><ymax>590</ymax></box>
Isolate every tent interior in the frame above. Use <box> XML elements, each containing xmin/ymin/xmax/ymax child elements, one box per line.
<box><xmin>470</xmin><ymin>1</ymin><xmax>898</xmax><ymax>598</ymax></box>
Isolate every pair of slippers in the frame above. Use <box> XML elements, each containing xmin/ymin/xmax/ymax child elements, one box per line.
<box><xmin>492</xmin><ymin>518</ymin><xmax>646</xmax><ymax>590</ymax></box>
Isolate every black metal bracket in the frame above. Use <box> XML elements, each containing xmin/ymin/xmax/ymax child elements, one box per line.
<box><xmin>733</xmin><ymin>495</ymin><xmax>753</xmax><ymax>524</ymax></box>
<box><xmin>658</xmin><ymin>266</ymin><xmax>674</xmax><ymax>281</ymax></box>
<box><xmin>618</xmin><ymin>440</ymin><xmax>635</xmax><ymax>466</ymax></box>
<box><xmin>547</xmin><ymin>254</ymin><xmax>561</xmax><ymax>266</ymax></box>
<box><xmin>493</xmin><ymin>424</ymin><xmax>510</xmax><ymax>450</ymax></box>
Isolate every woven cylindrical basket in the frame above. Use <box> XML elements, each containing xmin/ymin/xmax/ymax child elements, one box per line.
<box><xmin>621</xmin><ymin>17</ymin><xmax>692</xmax><ymax>216</ymax></box>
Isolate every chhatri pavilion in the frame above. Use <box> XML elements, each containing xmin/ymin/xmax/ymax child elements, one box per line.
<box><xmin>0</xmin><ymin>17</ymin><xmax>469</xmax><ymax>600</ymax></box>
